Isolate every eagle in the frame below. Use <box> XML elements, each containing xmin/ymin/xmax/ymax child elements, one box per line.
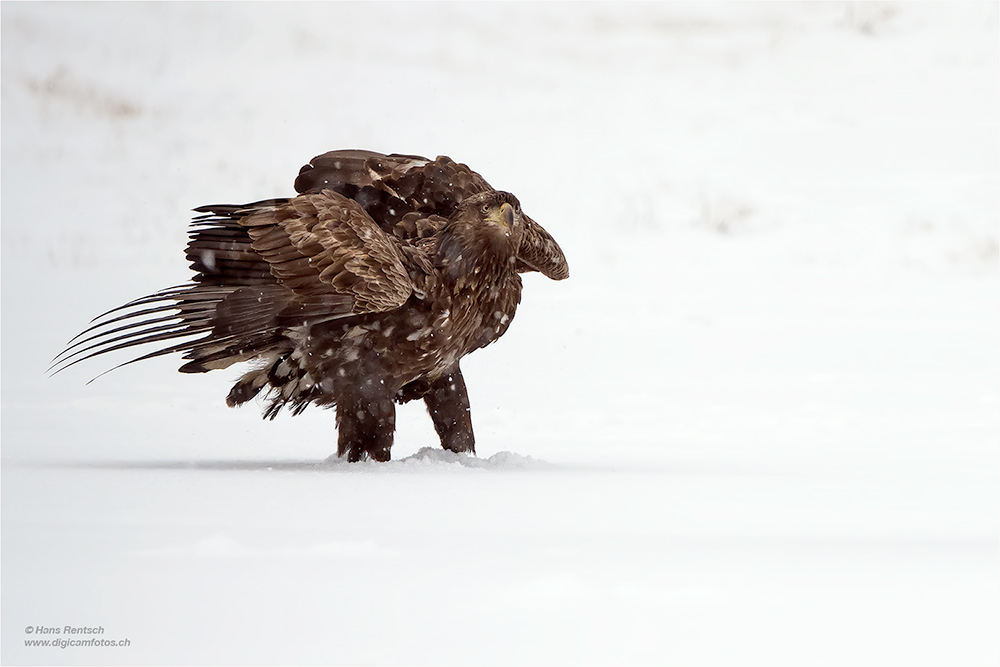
<box><xmin>52</xmin><ymin>150</ymin><xmax>569</xmax><ymax>461</ymax></box>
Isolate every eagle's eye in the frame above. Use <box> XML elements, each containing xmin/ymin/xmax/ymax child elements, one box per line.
<box><xmin>480</xmin><ymin>203</ymin><xmax>491</xmax><ymax>216</ymax></box>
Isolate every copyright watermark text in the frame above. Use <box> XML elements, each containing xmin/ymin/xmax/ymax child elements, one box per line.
<box><xmin>23</xmin><ymin>625</ymin><xmax>130</xmax><ymax>649</ymax></box>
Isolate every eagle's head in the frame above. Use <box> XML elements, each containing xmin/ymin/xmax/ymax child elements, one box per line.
<box><xmin>454</xmin><ymin>191</ymin><xmax>525</xmax><ymax>252</ymax></box>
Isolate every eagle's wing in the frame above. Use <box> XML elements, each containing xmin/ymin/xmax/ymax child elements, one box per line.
<box><xmin>293</xmin><ymin>150</ymin><xmax>491</xmax><ymax>228</ymax></box>
<box><xmin>241</xmin><ymin>190</ymin><xmax>416</xmax><ymax>314</ymax></box>
<box><xmin>50</xmin><ymin>190</ymin><xmax>422</xmax><ymax>377</ymax></box>
<box><xmin>294</xmin><ymin>149</ymin><xmax>569</xmax><ymax>281</ymax></box>
<box><xmin>517</xmin><ymin>213</ymin><xmax>570</xmax><ymax>281</ymax></box>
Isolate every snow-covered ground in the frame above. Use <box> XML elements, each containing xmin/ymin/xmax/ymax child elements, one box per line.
<box><xmin>2</xmin><ymin>3</ymin><xmax>998</xmax><ymax>665</ymax></box>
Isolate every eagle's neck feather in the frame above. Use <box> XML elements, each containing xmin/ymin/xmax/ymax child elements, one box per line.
<box><xmin>435</xmin><ymin>222</ymin><xmax>518</xmax><ymax>288</ymax></box>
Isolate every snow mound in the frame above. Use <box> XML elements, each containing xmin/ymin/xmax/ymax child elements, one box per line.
<box><xmin>320</xmin><ymin>446</ymin><xmax>553</xmax><ymax>471</ymax></box>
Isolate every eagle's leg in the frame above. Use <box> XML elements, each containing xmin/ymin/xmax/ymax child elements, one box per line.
<box><xmin>335</xmin><ymin>378</ymin><xmax>396</xmax><ymax>462</ymax></box>
<box><xmin>424</xmin><ymin>365</ymin><xmax>476</xmax><ymax>455</ymax></box>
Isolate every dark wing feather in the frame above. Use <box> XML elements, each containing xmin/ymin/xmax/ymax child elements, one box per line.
<box><xmin>49</xmin><ymin>284</ymin><xmax>242</xmax><ymax>376</ymax></box>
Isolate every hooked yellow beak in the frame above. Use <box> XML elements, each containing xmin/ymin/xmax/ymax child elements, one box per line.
<box><xmin>484</xmin><ymin>201</ymin><xmax>516</xmax><ymax>232</ymax></box>
<box><xmin>499</xmin><ymin>202</ymin><xmax>514</xmax><ymax>228</ymax></box>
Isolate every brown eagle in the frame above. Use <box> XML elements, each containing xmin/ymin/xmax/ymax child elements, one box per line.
<box><xmin>52</xmin><ymin>150</ymin><xmax>568</xmax><ymax>461</ymax></box>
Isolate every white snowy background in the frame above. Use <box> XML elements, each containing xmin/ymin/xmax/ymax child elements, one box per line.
<box><xmin>2</xmin><ymin>2</ymin><xmax>998</xmax><ymax>666</ymax></box>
